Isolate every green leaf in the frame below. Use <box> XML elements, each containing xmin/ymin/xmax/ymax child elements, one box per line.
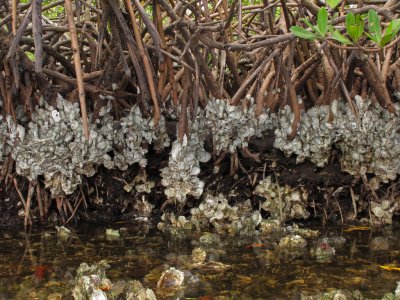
<box><xmin>317</xmin><ymin>7</ymin><xmax>328</xmax><ymax>37</ymax></box>
<box><xmin>327</xmin><ymin>0</ymin><xmax>341</xmax><ymax>9</ymax></box>
<box><xmin>329</xmin><ymin>26</ymin><xmax>352</xmax><ymax>45</ymax></box>
<box><xmin>300</xmin><ymin>17</ymin><xmax>316</xmax><ymax>31</ymax></box>
<box><xmin>346</xmin><ymin>12</ymin><xmax>364</xmax><ymax>42</ymax></box>
<box><xmin>365</xmin><ymin>31</ymin><xmax>380</xmax><ymax>45</ymax></box>
<box><xmin>390</xmin><ymin>19</ymin><xmax>400</xmax><ymax>36</ymax></box>
<box><xmin>368</xmin><ymin>9</ymin><xmax>382</xmax><ymax>44</ymax></box>
<box><xmin>290</xmin><ymin>26</ymin><xmax>318</xmax><ymax>40</ymax></box>
<box><xmin>381</xmin><ymin>34</ymin><xmax>393</xmax><ymax>47</ymax></box>
<box><xmin>346</xmin><ymin>12</ymin><xmax>355</xmax><ymax>27</ymax></box>
<box><xmin>381</xmin><ymin>19</ymin><xmax>400</xmax><ymax>46</ymax></box>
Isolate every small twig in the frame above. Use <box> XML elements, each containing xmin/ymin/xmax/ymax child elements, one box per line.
<box><xmin>24</xmin><ymin>183</ymin><xmax>35</xmax><ymax>228</ymax></box>
<box><xmin>335</xmin><ymin>198</ymin><xmax>344</xmax><ymax>224</ymax></box>
<box><xmin>350</xmin><ymin>186</ymin><xmax>358</xmax><ymax>219</ymax></box>
<box><xmin>36</xmin><ymin>184</ymin><xmax>44</xmax><ymax>222</ymax></box>
<box><xmin>65</xmin><ymin>0</ymin><xmax>90</xmax><ymax>139</ymax></box>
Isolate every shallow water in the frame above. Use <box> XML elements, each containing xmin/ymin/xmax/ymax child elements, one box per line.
<box><xmin>0</xmin><ymin>222</ymin><xmax>399</xmax><ymax>299</ymax></box>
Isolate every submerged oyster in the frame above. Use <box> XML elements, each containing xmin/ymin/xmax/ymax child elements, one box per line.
<box><xmin>55</xmin><ymin>226</ymin><xmax>71</xmax><ymax>240</ymax></box>
<box><xmin>259</xmin><ymin>219</ymin><xmax>282</xmax><ymax>235</ymax></box>
<box><xmin>189</xmin><ymin>261</ymin><xmax>232</xmax><ymax>274</ymax></box>
<box><xmin>157</xmin><ymin>267</ymin><xmax>184</xmax><ymax>290</ymax></box>
<box><xmin>279</xmin><ymin>235</ymin><xmax>307</xmax><ymax>248</ymax></box>
<box><xmin>314</xmin><ymin>242</ymin><xmax>335</xmax><ymax>262</ymax></box>
<box><xmin>132</xmin><ymin>196</ymin><xmax>154</xmax><ymax>219</ymax></box>
<box><xmin>72</xmin><ymin>261</ymin><xmax>111</xmax><ymax>300</ymax></box>
<box><xmin>110</xmin><ymin>280</ymin><xmax>156</xmax><ymax>300</ymax></box>
<box><xmin>191</xmin><ymin>247</ymin><xmax>207</xmax><ymax>264</ymax></box>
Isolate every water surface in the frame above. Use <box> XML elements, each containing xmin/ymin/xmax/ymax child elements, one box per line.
<box><xmin>0</xmin><ymin>222</ymin><xmax>399</xmax><ymax>299</ymax></box>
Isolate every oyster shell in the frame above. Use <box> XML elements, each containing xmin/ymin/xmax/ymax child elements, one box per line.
<box><xmin>279</xmin><ymin>235</ymin><xmax>307</xmax><ymax>248</ymax></box>
<box><xmin>191</xmin><ymin>247</ymin><xmax>206</xmax><ymax>264</ymax></box>
<box><xmin>255</xmin><ymin>176</ymin><xmax>309</xmax><ymax>222</ymax></box>
<box><xmin>157</xmin><ymin>267</ymin><xmax>184</xmax><ymax>290</ymax></box>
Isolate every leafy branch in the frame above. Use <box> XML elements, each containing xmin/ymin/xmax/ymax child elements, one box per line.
<box><xmin>290</xmin><ymin>6</ymin><xmax>400</xmax><ymax>48</ymax></box>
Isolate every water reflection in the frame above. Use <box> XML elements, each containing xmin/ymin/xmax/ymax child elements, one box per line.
<box><xmin>0</xmin><ymin>223</ymin><xmax>398</xmax><ymax>299</ymax></box>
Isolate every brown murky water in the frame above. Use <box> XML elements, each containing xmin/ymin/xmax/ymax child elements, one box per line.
<box><xmin>0</xmin><ymin>222</ymin><xmax>399</xmax><ymax>299</ymax></box>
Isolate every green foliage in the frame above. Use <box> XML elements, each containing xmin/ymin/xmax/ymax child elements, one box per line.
<box><xmin>366</xmin><ymin>10</ymin><xmax>382</xmax><ymax>45</ymax></box>
<box><xmin>326</xmin><ymin>0</ymin><xmax>340</xmax><ymax>9</ymax></box>
<box><xmin>316</xmin><ymin>7</ymin><xmax>328</xmax><ymax>37</ymax></box>
<box><xmin>381</xmin><ymin>19</ymin><xmax>400</xmax><ymax>46</ymax></box>
<box><xmin>290</xmin><ymin>6</ymin><xmax>400</xmax><ymax>48</ymax></box>
<box><xmin>345</xmin><ymin>12</ymin><xmax>363</xmax><ymax>42</ymax></box>
<box><xmin>329</xmin><ymin>26</ymin><xmax>352</xmax><ymax>44</ymax></box>
<box><xmin>289</xmin><ymin>26</ymin><xmax>318</xmax><ymax>40</ymax></box>
<box><xmin>365</xmin><ymin>10</ymin><xmax>400</xmax><ymax>47</ymax></box>
<box><xmin>25</xmin><ymin>52</ymin><xmax>35</xmax><ymax>61</ymax></box>
<box><xmin>290</xmin><ymin>7</ymin><xmax>329</xmax><ymax>41</ymax></box>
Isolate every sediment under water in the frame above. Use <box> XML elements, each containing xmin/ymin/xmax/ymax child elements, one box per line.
<box><xmin>0</xmin><ymin>222</ymin><xmax>398</xmax><ymax>299</ymax></box>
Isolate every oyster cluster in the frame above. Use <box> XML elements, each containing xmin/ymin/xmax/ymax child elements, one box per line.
<box><xmin>8</xmin><ymin>95</ymin><xmax>169</xmax><ymax>197</ymax></box>
<box><xmin>205</xmin><ymin>97</ymin><xmax>275</xmax><ymax>154</ymax></box>
<box><xmin>3</xmin><ymin>91</ymin><xmax>400</xmax><ymax>216</ymax></box>
<box><xmin>158</xmin><ymin>194</ymin><xmax>261</xmax><ymax>235</ymax></box>
<box><xmin>160</xmin><ymin>110</ymin><xmax>210</xmax><ymax>204</ymax></box>
<box><xmin>333</xmin><ymin>96</ymin><xmax>400</xmax><ymax>182</ymax></box>
<box><xmin>254</xmin><ymin>176</ymin><xmax>309</xmax><ymax>222</ymax></box>
<box><xmin>12</xmin><ymin>95</ymin><xmax>113</xmax><ymax>197</ymax></box>
<box><xmin>72</xmin><ymin>261</ymin><xmax>157</xmax><ymax>300</ymax></box>
<box><xmin>0</xmin><ymin>115</ymin><xmax>26</xmax><ymax>161</ymax></box>
<box><xmin>274</xmin><ymin>96</ymin><xmax>400</xmax><ymax>182</ymax></box>
<box><xmin>278</xmin><ymin>234</ymin><xmax>307</xmax><ymax>248</ymax></box>
<box><xmin>157</xmin><ymin>212</ymin><xmax>193</xmax><ymax>234</ymax></box>
<box><xmin>72</xmin><ymin>261</ymin><xmax>113</xmax><ymax>300</ymax></box>
<box><xmin>108</xmin><ymin>103</ymin><xmax>170</xmax><ymax>170</ymax></box>
<box><xmin>370</xmin><ymin>199</ymin><xmax>399</xmax><ymax>225</ymax></box>
<box><xmin>190</xmin><ymin>194</ymin><xmax>262</xmax><ymax>235</ymax></box>
<box><xmin>274</xmin><ymin>105</ymin><xmax>334</xmax><ymax>167</ymax></box>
